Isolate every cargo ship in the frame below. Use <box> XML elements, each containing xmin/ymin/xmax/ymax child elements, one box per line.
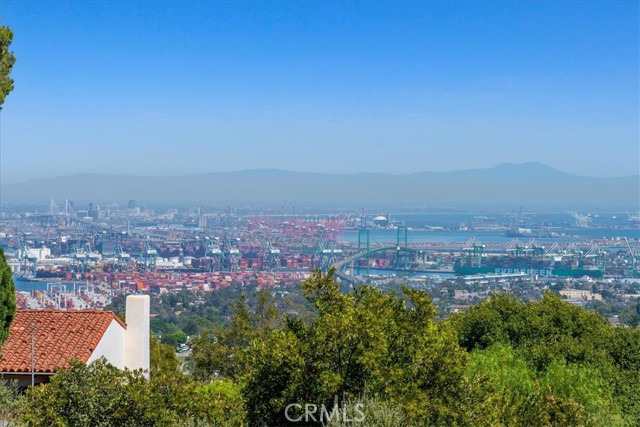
<box><xmin>454</xmin><ymin>255</ymin><xmax>604</xmax><ymax>278</ymax></box>
<box><xmin>35</xmin><ymin>269</ymin><xmax>68</xmax><ymax>279</ymax></box>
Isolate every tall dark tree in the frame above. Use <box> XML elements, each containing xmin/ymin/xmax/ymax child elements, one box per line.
<box><xmin>0</xmin><ymin>25</ymin><xmax>15</xmax><ymax>109</ymax></box>
<box><xmin>0</xmin><ymin>249</ymin><xmax>16</xmax><ymax>346</ymax></box>
<box><xmin>0</xmin><ymin>25</ymin><xmax>15</xmax><ymax>347</ymax></box>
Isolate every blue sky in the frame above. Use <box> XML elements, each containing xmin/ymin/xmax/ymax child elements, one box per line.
<box><xmin>0</xmin><ymin>0</ymin><xmax>638</xmax><ymax>183</ymax></box>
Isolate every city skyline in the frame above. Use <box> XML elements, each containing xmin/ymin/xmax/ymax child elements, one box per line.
<box><xmin>1</xmin><ymin>0</ymin><xmax>638</xmax><ymax>183</ymax></box>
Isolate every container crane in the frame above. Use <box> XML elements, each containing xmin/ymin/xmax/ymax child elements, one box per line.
<box><xmin>141</xmin><ymin>238</ymin><xmax>157</xmax><ymax>271</ymax></box>
<box><xmin>315</xmin><ymin>238</ymin><xmax>342</xmax><ymax>271</ymax></box>
<box><xmin>258</xmin><ymin>233</ymin><xmax>281</xmax><ymax>272</ymax></box>
<box><xmin>204</xmin><ymin>237</ymin><xmax>223</xmax><ymax>272</ymax></box>
<box><xmin>624</xmin><ymin>237</ymin><xmax>639</xmax><ymax>275</ymax></box>
<box><xmin>223</xmin><ymin>237</ymin><xmax>240</xmax><ymax>272</ymax></box>
<box><xmin>462</xmin><ymin>237</ymin><xmax>485</xmax><ymax>267</ymax></box>
<box><xmin>568</xmin><ymin>211</ymin><xmax>591</xmax><ymax>228</ymax></box>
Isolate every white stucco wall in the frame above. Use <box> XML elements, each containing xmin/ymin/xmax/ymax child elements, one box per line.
<box><xmin>86</xmin><ymin>295</ymin><xmax>150</xmax><ymax>375</ymax></box>
<box><xmin>87</xmin><ymin>319</ymin><xmax>126</xmax><ymax>369</ymax></box>
<box><xmin>124</xmin><ymin>295</ymin><xmax>150</xmax><ymax>375</ymax></box>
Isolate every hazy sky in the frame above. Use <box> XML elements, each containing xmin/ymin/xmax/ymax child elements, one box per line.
<box><xmin>0</xmin><ymin>0</ymin><xmax>638</xmax><ymax>183</ymax></box>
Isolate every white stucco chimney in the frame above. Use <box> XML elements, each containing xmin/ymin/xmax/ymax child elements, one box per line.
<box><xmin>124</xmin><ymin>295</ymin><xmax>150</xmax><ymax>376</ymax></box>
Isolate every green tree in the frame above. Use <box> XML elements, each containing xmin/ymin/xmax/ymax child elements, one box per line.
<box><xmin>22</xmin><ymin>359</ymin><xmax>247</xmax><ymax>427</ymax></box>
<box><xmin>191</xmin><ymin>295</ymin><xmax>254</xmax><ymax>381</ymax></box>
<box><xmin>182</xmin><ymin>319</ymin><xmax>200</xmax><ymax>336</ymax></box>
<box><xmin>0</xmin><ymin>380</ymin><xmax>24</xmax><ymax>427</ymax></box>
<box><xmin>0</xmin><ymin>248</ymin><xmax>16</xmax><ymax>347</ymax></box>
<box><xmin>243</xmin><ymin>269</ymin><xmax>469</xmax><ymax>426</ymax></box>
<box><xmin>450</xmin><ymin>291</ymin><xmax>612</xmax><ymax>369</ymax></box>
<box><xmin>22</xmin><ymin>360</ymin><xmax>171</xmax><ymax>427</ymax></box>
<box><xmin>191</xmin><ymin>290</ymin><xmax>280</xmax><ymax>382</ymax></box>
<box><xmin>150</xmin><ymin>336</ymin><xmax>180</xmax><ymax>377</ymax></box>
<box><xmin>191</xmin><ymin>380</ymin><xmax>247</xmax><ymax>427</ymax></box>
<box><xmin>323</xmin><ymin>395</ymin><xmax>408</xmax><ymax>427</ymax></box>
<box><xmin>450</xmin><ymin>291</ymin><xmax>640</xmax><ymax>425</ymax></box>
<box><xmin>604</xmin><ymin>327</ymin><xmax>640</xmax><ymax>422</ymax></box>
<box><xmin>465</xmin><ymin>343</ymin><xmax>627</xmax><ymax>426</ymax></box>
<box><xmin>0</xmin><ymin>25</ymin><xmax>15</xmax><ymax>109</ymax></box>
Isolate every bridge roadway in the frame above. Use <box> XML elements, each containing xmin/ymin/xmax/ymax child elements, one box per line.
<box><xmin>29</xmin><ymin>214</ymin><xmax>123</xmax><ymax>235</ymax></box>
<box><xmin>331</xmin><ymin>245</ymin><xmax>457</xmax><ymax>285</ymax></box>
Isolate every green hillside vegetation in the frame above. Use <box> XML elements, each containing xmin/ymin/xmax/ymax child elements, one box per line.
<box><xmin>0</xmin><ymin>249</ymin><xmax>16</xmax><ymax>347</ymax></box>
<box><xmin>1</xmin><ymin>269</ymin><xmax>639</xmax><ymax>426</ymax></box>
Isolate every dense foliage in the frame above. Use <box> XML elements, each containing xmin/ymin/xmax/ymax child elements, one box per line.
<box><xmin>0</xmin><ymin>379</ymin><xmax>23</xmax><ymax>427</ymax></box>
<box><xmin>1</xmin><ymin>269</ymin><xmax>639</xmax><ymax>426</ymax></box>
<box><xmin>243</xmin><ymin>270</ymin><xmax>469</xmax><ymax>426</ymax></box>
<box><xmin>0</xmin><ymin>25</ymin><xmax>15</xmax><ymax>109</ymax></box>
<box><xmin>450</xmin><ymin>292</ymin><xmax>640</xmax><ymax>423</ymax></box>
<box><xmin>106</xmin><ymin>283</ymin><xmax>314</xmax><ymax>348</ymax></box>
<box><xmin>17</xmin><ymin>359</ymin><xmax>245</xmax><ymax>427</ymax></box>
<box><xmin>0</xmin><ymin>248</ymin><xmax>16</xmax><ymax>346</ymax></box>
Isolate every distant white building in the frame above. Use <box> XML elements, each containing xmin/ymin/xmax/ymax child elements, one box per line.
<box><xmin>560</xmin><ymin>289</ymin><xmax>602</xmax><ymax>302</ymax></box>
<box><xmin>18</xmin><ymin>247</ymin><xmax>51</xmax><ymax>261</ymax></box>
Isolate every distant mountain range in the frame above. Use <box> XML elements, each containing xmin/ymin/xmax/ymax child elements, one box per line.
<box><xmin>1</xmin><ymin>163</ymin><xmax>638</xmax><ymax>209</ymax></box>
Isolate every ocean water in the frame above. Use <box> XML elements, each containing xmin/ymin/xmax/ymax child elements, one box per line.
<box><xmin>388</xmin><ymin>212</ymin><xmax>638</xmax><ymax>229</ymax></box>
<box><xmin>343</xmin><ymin>229</ymin><xmax>512</xmax><ymax>245</ymax></box>
<box><xmin>341</xmin><ymin>211</ymin><xmax>639</xmax><ymax>245</ymax></box>
<box><xmin>13</xmin><ymin>277</ymin><xmax>51</xmax><ymax>292</ymax></box>
<box><xmin>341</xmin><ymin>228</ymin><xmax>639</xmax><ymax>245</ymax></box>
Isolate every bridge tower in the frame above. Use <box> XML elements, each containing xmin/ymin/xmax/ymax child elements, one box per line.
<box><xmin>356</xmin><ymin>229</ymin><xmax>370</xmax><ymax>276</ymax></box>
<box><xmin>396</xmin><ymin>226</ymin><xmax>409</xmax><ymax>270</ymax></box>
<box><xmin>48</xmin><ymin>197</ymin><xmax>59</xmax><ymax>216</ymax></box>
<box><xmin>63</xmin><ymin>198</ymin><xmax>75</xmax><ymax>225</ymax></box>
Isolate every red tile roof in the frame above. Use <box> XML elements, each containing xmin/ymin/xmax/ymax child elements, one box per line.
<box><xmin>0</xmin><ymin>310</ymin><xmax>125</xmax><ymax>374</ymax></box>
